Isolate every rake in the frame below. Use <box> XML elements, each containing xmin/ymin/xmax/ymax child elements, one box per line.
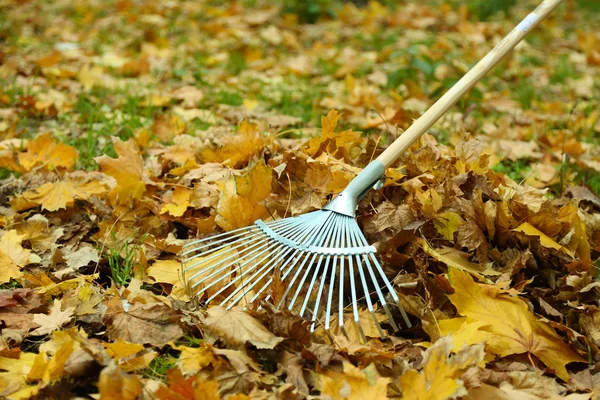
<box><xmin>182</xmin><ymin>0</ymin><xmax>562</xmax><ymax>340</ymax></box>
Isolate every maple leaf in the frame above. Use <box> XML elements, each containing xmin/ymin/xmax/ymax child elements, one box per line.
<box><xmin>0</xmin><ymin>230</ymin><xmax>38</xmax><ymax>284</ymax></box>
<box><xmin>98</xmin><ymin>363</ymin><xmax>143</xmax><ymax>400</ymax></box>
<box><xmin>96</xmin><ymin>137</ymin><xmax>146</xmax><ymax>205</ymax></box>
<box><xmin>13</xmin><ymin>179</ymin><xmax>108</xmax><ymax>212</ymax></box>
<box><xmin>161</xmin><ymin>186</ymin><xmax>192</xmax><ymax>217</ymax></box>
<box><xmin>306</xmin><ymin>110</ymin><xmax>362</xmax><ymax>156</ymax></box>
<box><xmin>203</xmin><ymin>306</ymin><xmax>283</xmax><ymax>350</ymax></box>
<box><xmin>439</xmin><ymin>268</ymin><xmax>584</xmax><ymax>381</ymax></box>
<box><xmin>399</xmin><ymin>336</ymin><xmax>484</xmax><ymax>400</ymax></box>
<box><xmin>0</xmin><ymin>352</ymin><xmax>38</xmax><ymax>398</ymax></box>
<box><xmin>27</xmin><ymin>330</ymin><xmax>76</xmax><ymax>384</ymax></box>
<box><xmin>200</xmin><ymin>119</ymin><xmax>272</xmax><ymax>168</ymax></box>
<box><xmin>18</xmin><ymin>132</ymin><xmax>78</xmax><ymax>172</ymax></box>
<box><xmin>172</xmin><ymin>344</ymin><xmax>215</xmax><ymax>375</ymax></box>
<box><xmin>30</xmin><ymin>299</ymin><xmax>75</xmax><ymax>336</ymax></box>
<box><xmin>215</xmin><ymin>160</ymin><xmax>272</xmax><ymax>231</ymax></box>
<box><xmin>104</xmin><ymin>340</ymin><xmax>156</xmax><ymax>372</ymax></box>
<box><xmin>421</xmin><ymin>241</ymin><xmax>499</xmax><ymax>278</ymax></box>
<box><xmin>513</xmin><ymin>222</ymin><xmax>573</xmax><ymax>256</ymax></box>
<box><xmin>316</xmin><ymin>362</ymin><xmax>390</xmax><ymax>400</ymax></box>
<box><xmin>147</xmin><ymin>259</ymin><xmax>188</xmax><ymax>301</ymax></box>
<box><xmin>104</xmin><ymin>299</ymin><xmax>183</xmax><ymax>346</ymax></box>
<box><xmin>156</xmin><ymin>369</ymin><xmax>220</xmax><ymax>400</ymax></box>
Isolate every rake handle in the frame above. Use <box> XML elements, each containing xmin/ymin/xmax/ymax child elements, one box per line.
<box><xmin>376</xmin><ymin>0</ymin><xmax>563</xmax><ymax>168</ymax></box>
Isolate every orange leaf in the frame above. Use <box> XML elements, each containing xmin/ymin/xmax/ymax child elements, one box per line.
<box><xmin>96</xmin><ymin>137</ymin><xmax>146</xmax><ymax>205</ymax></box>
<box><xmin>18</xmin><ymin>133</ymin><xmax>78</xmax><ymax>172</ymax></box>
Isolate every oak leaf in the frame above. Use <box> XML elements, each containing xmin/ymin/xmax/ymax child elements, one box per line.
<box><xmin>96</xmin><ymin>137</ymin><xmax>146</xmax><ymax>205</ymax></box>
<box><xmin>18</xmin><ymin>132</ymin><xmax>78</xmax><ymax>172</ymax></box>
<box><xmin>316</xmin><ymin>362</ymin><xmax>390</xmax><ymax>400</ymax></box>
<box><xmin>440</xmin><ymin>268</ymin><xmax>584</xmax><ymax>381</ymax></box>
<box><xmin>203</xmin><ymin>306</ymin><xmax>283</xmax><ymax>350</ymax></box>
<box><xmin>215</xmin><ymin>160</ymin><xmax>272</xmax><ymax>231</ymax></box>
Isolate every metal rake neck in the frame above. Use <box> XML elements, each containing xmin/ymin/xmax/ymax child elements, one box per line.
<box><xmin>323</xmin><ymin>160</ymin><xmax>385</xmax><ymax>217</ymax></box>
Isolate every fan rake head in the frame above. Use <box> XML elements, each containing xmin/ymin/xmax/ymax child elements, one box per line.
<box><xmin>181</xmin><ymin>209</ymin><xmax>411</xmax><ymax>341</ymax></box>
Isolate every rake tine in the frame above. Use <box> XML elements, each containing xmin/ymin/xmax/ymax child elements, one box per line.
<box><xmin>309</xmin><ymin>213</ymin><xmax>343</xmax><ymax>331</ymax></box>
<box><xmin>295</xmin><ymin>213</ymin><xmax>340</xmax><ymax>317</ymax></box>
<box><xmin>182</xmin><ymin>218</ymin><xmax>294</xmax><ymax>258</ymax></box>
<box><xmin>347</xmin><ymin>223</ymin><xmax>385</xmax><ymax>339</ymax></box>
<box><xmin>367</xmin><ymin>252</ymin><xmax>412</xmax><ymax>328</ymax></box>
<box><xmin>286</xmin><ymin>211</ymin><xmax>338</xmax><ymax>310</ymax></box>
<box><xmin>248</xmin><ymin>214</ymin><xmax>325</xmax><ymax>304</ymax></box>
<box><xmin>338</xmin><ymin>218</ymin><xmax>347</xmax><ymax>335</ymax></box>
<box><xmin>226</xmin><ymin>216</ymin><xmax>323</xmax><ymax>307</ymax></box>
<box><xmin>345</xmin><ymin>219</ymin><xmax>363</xmax><ymax>341</ymax></box>
<box><xmin>347</xmin><ymin>224</ymin><xmax>399</xmax><ymax>333</ymax></box>
<box><xmin>203</xmin><ymin>219</ymin><xmax>313</xmax><ymax>302</ymax></box>
<box><xmin>324</xmin><ymin>215</ymin><xmax>344</xmax><ymax>330</ymax></box>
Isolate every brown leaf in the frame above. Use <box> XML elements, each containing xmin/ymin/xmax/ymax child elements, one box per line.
<box><xmin>105</xmin><ymin>300</ymin><xmax>183</xmax><ymax>346</ymax></box>
<box><xmin>203</xmin><ymin>306</ymin><xmax>283</xmax><ymax>349</ymax></box>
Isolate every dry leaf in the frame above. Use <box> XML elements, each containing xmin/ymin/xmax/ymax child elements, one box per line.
<box><xmin>203</xmin><ymin>306</ymin><xmax>283</xmax><ymax>350</ymax></box>
<box><xmin>96</xmin><ymin>137</ymin><xmax>146</xmax><ymax>205</ymax></box>
<box><xmin>30</xmin><ymin>299</ymin><xmax>74</xmax><ymax>336</ymax></box>
<box><xmin>440</xmin><ymin>268</ymin><xmax>584</xmax><ymax>381</ymax></box>
<box><xmin>316</xmin><ymin>362</ymin><xmax>390</xmax><ymax>400</ymax></box>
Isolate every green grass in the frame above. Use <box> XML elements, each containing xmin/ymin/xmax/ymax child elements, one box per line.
<box><xmin>551</xmin><ymin>56</ymin><xmax>577</xmax><ymax>85</ymax></box>
<box><xmin>105</xmin><ymin>230</ymin><xmax>147</xmax><ymax>287</ymax></box>
<box><xmin>142</xmin><ymin>354</ymin><xmax>179</xmax><ymax>381</ymax></box>
<box><xmin>513</xmin><ymin>85</ymin><xmax>538</xmax><ymax>110</ymax></box>
<box><xmin>492</xmin><ymin>159</ymin><xmax>532</xmax><ymax>182</ymax></box>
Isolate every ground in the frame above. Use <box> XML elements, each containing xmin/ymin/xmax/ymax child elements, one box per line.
<box><xmin>0</xmin><ymin>0</ymin><xmax>599</xmax><ymax>399</ymax></box>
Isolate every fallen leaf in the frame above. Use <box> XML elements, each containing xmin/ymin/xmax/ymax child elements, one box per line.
<box><xmin>513</xmin><ymin>222</ymin><xmax>573</xmax><ymax>256</ymax></box>
<box><xmin>215</xmin><ymin>160</ymin><xmax>272</xmax><ymax>231</ymax></box>
<box><xmin>18</xmin><ymin>133</ymin><xmax>78</xmax><ymax>172</ymax></box>
<box><xmin>147</xmin><ymin>259</ymin><xmax>188</xmax><ymax>301</ymax></box>
<box><xmin>0</xmin><ymin>230</ymin><xmax>38</xmax><ymax>284</ymax></box>
<box><xmin>316</xmin><ymin>362</ymin><xmax>390</xmax><ymax>400</ymax></box>
<box><xmin>203</xmin><ymin>306</ymin><xmax>283</xmax><ymax>350</ymax></box>
<box><xmin>400</xmin><ymin>337</ymin><xmax>484</xmax><ymax>400</ymax></box>
<box><xmin>30</xmin><ymin>299</ymin><xmax>75</xmax><ymax>336</ymax></box>
<box><xmin>98</xmin><ymin>362</ymin><xmax>143</xmax><ymax>400</ymax></box>
<box><xmin>96</xmin><ymin>137</ymin><xmax>146</xmax><ymax>205</ymax></box>
<box><xmin>440</xmin><ymin>268</ymin><xmax>584</xmax><ymax>381</ymax></box>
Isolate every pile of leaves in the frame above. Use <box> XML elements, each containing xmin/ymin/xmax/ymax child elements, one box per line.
<box><xmin>0</xmin><ymin>0</ymin><xmax>599</xmax><ymax>398</ymax></box>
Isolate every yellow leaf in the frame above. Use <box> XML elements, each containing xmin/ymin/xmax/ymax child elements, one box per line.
<box><xmin>13</xmin><ymin>179</ymin><xmax>108</xmax><ymax>212</ymax></box>
<box><xmin>564</xmin><ymin>213</ymin><xmax>591</xmax><ymax>262</ymax></box>
<box><xmin>443</xmin><ymin>268</ymin><xmax>584</xmax><ymax>381</ymax></box>
<box><xmin>27</xmin><ymin>330</ymin><xmax>75</xmax><ymax>384</ymax></box>
<box><xmin>98</xmin><ymin>363</ymin><xmax>143</xmax><ymax>400</ymax></box>
<box><xmin>306</xmin><ymin>110</ymin><xmax>362</xmax><ymax>156</ymax></box>
<box><xmin>161</xmin><ymin>187</ymin><xmax>192</xmax><ymax>217</ymax></box>
<box><xmin>433</xmin><ymin>212</ymin><xmax>464</xmax><ymax>241</ymax></box>
<box><xmin>173</xmin><ymin>344</ymin><xmax>215</xmax><ymax>375</ymax></box>
<box><xmin>400</xmin><ymin>336</ymin><xmax>484</xmax><ymax>400</ymax></box>
<box><xmin>422</xmin><ymin>241</ymin><xmax>499</xmax><ymax>278</ymax></box>
<box><xmin>104</xmin><ymin>340</ymin><xmax>144</xmax><ymax>360</ymax></box>
<box><xmin>200</xmin><ymin>119</ymin><xmax>271</xmax><ymax>168</ymax></box>
<box><xmin>96</xmin><ymin>137</ymin><xmax>146</xmax><ymax>205</ymax></box>
<box><xmin>0</xmin><ymin>230</ymin><xmax>34</xmax><ymax>284</ymax></box>
<box><xmin>215</xmin><ymin>160</ymin><xmax>272</xmax><ymax>231</ymax></box>
<box><xmin>383</xmin><ymin>167</ymin><xmax>406</xmax><ymax>187</ymax></box>
<box><xmin>147</xmin><ymin>260</ymin><xmax>188</xmax><ymax>301</ymax></box>
<box><xmin>0</xmin><ymin>352</ymin><xmax>37</xmax><ymax>397</ymax></box>
<box><xmin>512</xmin><ymin>222</ymin><xmax>573</xmax><ymax>256</ymax></box>
<box><xmin>316</xmin><ymin>362</ymin><xmax>390</xmax><ymax>400</ymax></box>
<box><xmin>18</xmin><ymin>133</ymin><xmax>78</xmax><ymax>172</ymax></box>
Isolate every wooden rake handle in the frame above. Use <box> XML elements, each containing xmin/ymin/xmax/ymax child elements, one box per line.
<box><xmin>376</xmin><ymin>0</ymin><xmax>563</xmax><ymax>168</ymax></box>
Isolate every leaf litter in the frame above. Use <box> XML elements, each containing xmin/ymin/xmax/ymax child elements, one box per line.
<box><xmin>0</xmin><ymin>0</ymin><xmax>599</xmax><ymax>399</ymax></box>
